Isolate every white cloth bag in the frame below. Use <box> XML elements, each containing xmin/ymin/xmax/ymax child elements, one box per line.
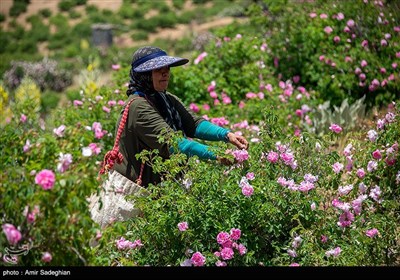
<box><xmin>88</xmin><ymin>170</ymin><xmax>148</xmax><ymax>228</ymax></box>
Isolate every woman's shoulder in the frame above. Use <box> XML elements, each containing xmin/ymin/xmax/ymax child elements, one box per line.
<box><xmin>128</xmin><ymin>95</ymin><xmax>150</xmax><ymax>107</ymax></box>
<box><xmin>165</xmin><ymin>91</ymin><xmax>183</xmax><ymax>104</ymax></box>
<box><xmin>127</xmin><ymin>95</ymin><xmax>157</xmax><ymax>117</ymax></box>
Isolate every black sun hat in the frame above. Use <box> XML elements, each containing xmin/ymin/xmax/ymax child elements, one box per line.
<box><xmin>131</xmin><ymin>46</ymin><xmax>189</xmax><ymax>73</ymax></box>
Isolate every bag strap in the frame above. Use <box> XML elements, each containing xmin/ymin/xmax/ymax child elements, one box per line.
<box><xmin>98</xmin><ymin>97</ymin><xmax>145</xmax><ymax>185</ymax></box>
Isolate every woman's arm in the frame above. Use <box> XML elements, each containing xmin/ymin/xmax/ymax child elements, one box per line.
<box><xmin>170</xmin><ymin>138</ymin><xmax>216</xmax><ymax>160</ymax></box>
<box><xmin>195</xmin><ymin>121</ymin><xmax>249</xmax><ymax>150</ymax></box>
<box><xmin>194</xmin><ymin>120</ymin><xmax>230</xmax><ymax>141</ymax></box>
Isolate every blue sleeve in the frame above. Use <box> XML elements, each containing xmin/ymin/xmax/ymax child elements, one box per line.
<box><xmin>194</xmin><ymin>120</ymin><xmax>230</xmax><ymax>142</ymax></box>
<box><xmin>170</xmin><ymin>138</ymin><xmax>217</xmax><ymax>160</ymax></box>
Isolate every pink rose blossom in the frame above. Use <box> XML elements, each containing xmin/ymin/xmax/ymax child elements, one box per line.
<box><xmin>191</xmin><ymin>252</ymin><xmax>206</xmax><ymax>266</ymax></box>
<box><xmin>108</xmin><ymin>100</ymin><xmax>117</xmax><ymax>107</ymax></box>
<box><xmin>194</xmin><ymin>52</ymin><xmax>207</xmax><ymax>65</ymax></box>
<box><xmin>220</xmin><ymin>247</ymin><xmax>234</xmax><ymax>260</ymax></box>
<box><xmin>372</xmin><ymin>149</ymin><xmax>382</xmax><ymax>160</ymax></box>
<box><xmin>23</xmin><ymin>139</ymin><xmax>32</xmax><ymax>153</ymax></box>
<box><xmin>73</xmin><ymin>100</ymin><xmax>83</xmax><ymax>106</ymax></box>
<box><xmin>207</xmin><ymin>81</ymin><xmax>216</xmax><ymax>92</ymax></box>
<box><xmin>89</xmin><ymin>143</ymin><xmax>101</xmax><ymax>155</ymax></box>
<box><xmin>367</xmin><ymin>160</ymin><xmax>378</xmax><ymax>172</ymax></box>
<box><xmin>365</xmin><ymin>228</ymin><xmax>379</xmax><ymax>238</ymax></box>
<box><xmin>246</xmin><ymin>172</ymin><xmax>255</xmax><ymax>180</ymax></box>
<box><xmin>35</xmin><ymin>169</ymin><xmax>56</xmax><ymax>190</ymax></box>
<box><xmin>189</xmin><ymin>103</ymin><xmax>199</xmax><ymax>113</ymax></box>
<box><xmin>238</xmin><ymin>243</ymin><xmax>247</xmax><ymax>255</ymax></box>
<box><xmin>230</xmin><ymin>228</ymin><xmax>241</xmax><ymax>240</ymax></box>
<box><xmin>356</xmin><ymin>168</ymin><xmax>366</xmax><ymax>179</ymax></box>
<box><xmin>326</xmin><ymin>247</ymin><xmax>341</xmax><ymax>257</ymax></box>
<box><xmin>332</xmin><ymin>162</ymin><xmax>344</xmax><ymax>174</ymax></box>
<box><xmin>96</xmin><ymin>230</ymin><xmax>102</xmax><ymax>240</ymax></box>
<box><xmin>53</xmin><ymin>125</ymin><xmax>66</xmax><ymax>137</ymax></box>
<box><xmin>367</xmin><ymin>130</ymin><xmax>378</xmax><ymax>142</ymax></box>
<box><xmin>57</xmin><ymin>153</ymin><xmax>73</xmax><ymax>173</ymax></box>
<box><xmin>329</xmin><ymin>123</ymin><xmax>342</xmax><ymax>133</ymax></box>
<box><xmin>102</xmin><ymin>106</ymin><xmax>111</xmax><ymax>113</ymax></box>
<box><xmin>242</xmin><ymin>184</ymin><xmax>254</xmax><ymax>197</ymax></box>
<box><xmin>217</xmin><ymin>232</ymin><xmax>230</xmax><ymax>245</ymax></box>
<box><xmin>202</xmin><ymin>104</ymin><xmax>210</xmax><ymax>111</ymax></box>
<box><xmin>267</xmin><ymin>151</ymin><xmax>279</xmax><ymax>163</ymax></box>
<box><xmin>287</xmin><ymin>249</ymin><xmax>297</xmax><ymax>258</ymax></box>
<box><xmin>361</xmin><ymin>40</ymin><xmax>368</xmax><ymax>47</ymax></box>
<box><xmin>360</xmin><ymin>60</ymin><xmax>368</xmax><ymax>67</ymax></box>
<box><xmin>178</xmin><ymin>222</ymin><xmax>188</xmax><ymax>232</ymax></box>
<box><xmin>347</xmin><ymin>19</ymin><xmax>355</xmax><ymax>27</ymax></box>
<box><xmin>20</xmin><ymin>114</ymin><xmax>27</xmax><ymax>123</ymax></box>
<box><xmin>333</xmin><ymin>36</ymin><xmax>340</xmax><ymax>43</ymax></box>
<box><xmin>336</xmin><ymin>13</ymin><xmax>344</xmax><ymax>20</ymax></box>
<box><xmin>311</xmin><ymin>202</ymin><xmax>316</xmax><ymax>211</ymax></box>
<box><xmin>215</xmin><ymin>260</ymin><xmax>227</xmax><ymax>266</ymax></box>
<box><xmin>232</xmin><ymin>149</ymin><xmax>249</xmax><ymax>163</ymax></box>
<box><xmin>42</xmin><ymin>252</ymin><xmax>52</xmax><ymax>263</ymax></box>
<box><xmin>2</xmin><ymin>224</ymin><xmax>22</xmax><ymax>245</ymax></box>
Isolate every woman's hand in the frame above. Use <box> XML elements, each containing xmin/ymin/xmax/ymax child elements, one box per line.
<box><xmin>226</xmin><ymin>132</ymin><xmax>249</xmax><ymax>150</ymax></box>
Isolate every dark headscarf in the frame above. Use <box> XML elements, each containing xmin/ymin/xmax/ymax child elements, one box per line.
<box><xmin>126</xmin><ymin>46</ymin><xmax>184</xmax><ymax>133</ymax></box>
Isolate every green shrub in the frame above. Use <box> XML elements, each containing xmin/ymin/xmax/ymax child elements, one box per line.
<box><xmin>9</xmin><ymin>0</ymin><xmax>29</xmax><ymax>17</ymax></box>
<box><xmin>41</xmin><ymin>90</ymin><xmax>61</xmax><ymax>115</ymax></box>
<box><xmin>132</xmin><ymin>19</ymin><xmax>158</xmax><ymax>33</ymax></box>
<box><xmin>131</xmin><ymin>30</ymin><xmax>149</xmax><ymax>42</ymax></box>
<box><xmin>68</xmin><ymin>10</ymin><xmax>82</xmax><ymax>19</ymax></box>
<box><xmin>58</xmin><ymin>0</ymin><xmax>75</xmax><ymax>12</ymax></box>
<box><xmin>75</xmin><ymin>0</ymin><xmax>88</xmax><ymax>5</ymax></box>
<box><xmin>85</xmin><ymin>4</ymin><xmax>99</xmax><ymax>14</ymax></box>
<box><xmin>152</xmin><ymin>12</ymin><xmax>178</xmax><ymax>29</ymax></box>
<box><xmin>39</xmin><ymin>8</ymin><xmax>52</xmax><ymax>18</ymax></box>
<box><xmin>172</xmin><ymin>0</ymin><xmax>185</xmax><ymax>10</ymax></box>
<box><xmin>26</xmin><ymin>15</ymin><xmax>50</xmax><ymax>42</ymax></box>
<box><xmin>65</xmin><ymin>89</ymin><xmax>82</xmax><ymax>101</ymax></box>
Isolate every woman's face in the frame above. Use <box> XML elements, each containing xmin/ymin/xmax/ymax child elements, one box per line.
<box><xmin>152</xmin><ymin>66</ymin><xmax>170</xmax><ymax>91</ymax></box>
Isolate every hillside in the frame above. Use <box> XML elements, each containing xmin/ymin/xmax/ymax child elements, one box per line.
<box><xmin>0</xmin><ymin>0</ymin><xmax>245</xmax><ymax>54</ymax></box>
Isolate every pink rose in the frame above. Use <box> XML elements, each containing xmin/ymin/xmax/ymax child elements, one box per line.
<box><xmin>2</xmin><ymin>224</ymin><xmax>22</xmax><ymax>245</ymax></box>
<box><xmin>35</xmin><ymin>169</ymin><xmax>56</xmax><ymax>190</ymax></box>
<box><xmin>177</xmin><ymin>222</ymin><xmax>188</xmax><ymax>232</ymax></box>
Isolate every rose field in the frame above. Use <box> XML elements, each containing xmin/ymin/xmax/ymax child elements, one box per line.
<box><xmin>0</xmin><ymin>0</ymin><xmax>399</xmax><ymax>267</ymax></box>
